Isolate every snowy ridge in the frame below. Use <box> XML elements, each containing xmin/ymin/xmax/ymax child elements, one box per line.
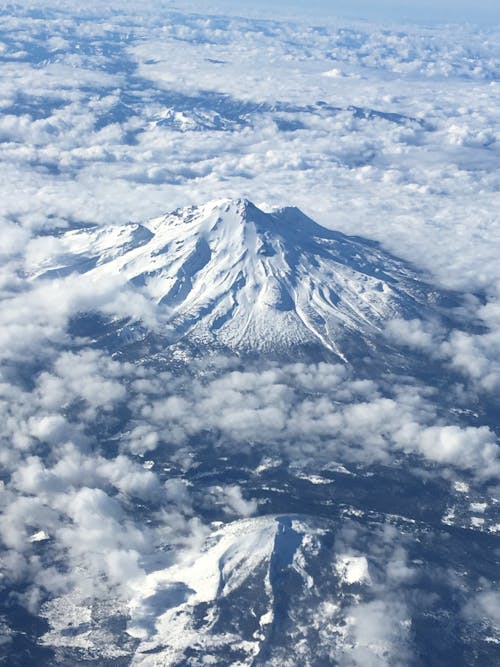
<box><xmin>127</xmin><ymin>516</ymin><xmax>324</xmax><ymax>666</ymax></box>
<box><xmin>128</xmin><ymin>517</ymin><xmax>280</xmax><ymax>665</ymax></box>
<box><xmin>124</xmin><ymin>515</ymin><xmax>382</xmax><ymax>666</ymax></box>
<box><xmin>30</xmin><ymin>199</ymin><xmax>439</xmax><ymax>356</ymax></box>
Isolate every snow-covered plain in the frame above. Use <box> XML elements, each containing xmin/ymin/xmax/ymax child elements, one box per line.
<box><xmin>0</xmin><ymin>2</ymin><xmax>500</xmax><ymax>665</ymax></box>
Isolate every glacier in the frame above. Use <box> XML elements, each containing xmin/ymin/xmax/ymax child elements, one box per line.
<box><xmin>28</xmin><ymin>198</ymin><xmax>457</xmax><ymax>361</ymax></box>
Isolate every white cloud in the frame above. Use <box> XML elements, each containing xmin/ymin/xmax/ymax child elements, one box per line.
<box><xmin>127</xmin><ymin>359</ymin><xmax>500</xmax><ymax>478</ymax></box>
<box><xmin>0</xmin><ymin>2</ymin><xmax>498</xmax><ymax>308</ymax></box>
<box><xmin>345</xmin><ymin>599</ymin><xmax>410</xmax><ymax>666</ymax></box>
<box><xmin>206</xmin><ymin>484</ymin><xmax>258</xmax><ymax>517</ymax></box>
<box><xmin>384</xmin><ymin>318</ymin><xmax>441</xmax><ymax>351</ymax></box>
<box><xmin>0</xmin><ymin>4</ymin><xmax>499</xmax><ymax>661</ymax></box>
<box><xmin>463</xmin><ymin>587</ymin><xmax>500</xmax><ymax>641</ymax></box>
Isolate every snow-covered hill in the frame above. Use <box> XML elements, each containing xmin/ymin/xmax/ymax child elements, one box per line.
<box><xmin>29</xmin><ymin>199</ymin><xmax>443</xmax><ymax>357</ymax></box>
<box><xmin>109</xmin><ymin>516</ymin><xmax>375</xmax><ymax>666</ymax></box>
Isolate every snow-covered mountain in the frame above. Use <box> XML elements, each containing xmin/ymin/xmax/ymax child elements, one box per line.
<box><xmin>30</xmin><ymin>199</ymin><xmax>444</xmax><ymax>357</ymax></box>
<box><xmin>124</xmin><ymin>515</ymin><xmax>368</xmax><ymax>666</ymax></box>
<box><xmin>40</xmin><ymin>515</ymin><xmax>381</xmax><ymax>667</ymax></box>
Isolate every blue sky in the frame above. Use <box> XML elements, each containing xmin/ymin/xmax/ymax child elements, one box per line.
<box><xmin>211</xmin><ymin>0</ymin><xmax>500</xmax><ymax>23</ymax></box>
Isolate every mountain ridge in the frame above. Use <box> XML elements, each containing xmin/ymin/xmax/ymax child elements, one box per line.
<box><xmin>29</xmin><ymin>198</ymin><xmax>448</xmax><ymax>359</ymax></box>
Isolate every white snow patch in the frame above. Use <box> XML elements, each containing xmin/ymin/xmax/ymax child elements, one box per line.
<box><xmin>470</xmin><ymin>502</ymin><xmax>487</xmax><ymax>513</ymax></box>
<box><xmin>454</xmin><ymin>481</ymin><xmax>469</xmax><ymax>493</ymax></box>
<box><xmin>442</xmin><ymin>506</ymin><xmax>456</xmax><ymax>525</ymax></box>
<box><xmin>40</xmin><ymin>593</ymin><xmax>130</xmax><ymax>659</ymax></box>
<box><xmin>127</xmin><ymin>517</ymin><xmax>279</xmax><ymax>665</ymax></box>
<box><xmin>342</xmin><ymin>507</ymin><xmax>365</xmax><ymax>518</ymax></box>
<box><xmin>324</xmin><ymin>462</ymin><xmax>355</xmax><ymax>476</ymax></box>
<box><xmin>295</xmin><ymin>473</ymin><xmax>332</xmax><ymax>485</ymax></box>
<box><xmin>255</xmin><ymin>458</ymin><xmax>280</xmax><ymax>474</ymax></box>
<box><xmin>30</xmin><ymin>530</ymin><xmax>50</xmax><ymax>543</ymax></box>
<box><xmin>259</xmin><ymin>610</ymin><xmax>273</xmax><ymax>627</ymax></box>
<box><xmin>335</xmin><ymin>555</ymin><xmax>371</xmax><ymax>585</ymax></box>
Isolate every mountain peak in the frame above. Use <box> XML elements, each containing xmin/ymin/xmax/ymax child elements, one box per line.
<box><xmin>188</xmin><ymin>197</ymin><xmax>257</xmax><ymax>218</ymax></box>
<box><xmin>29</xmin><ymin>199</ymin><xmax>438</xmax><ymax>358</ymax></box>
<box><xmin>204</xmin><ymin>197</ymin><xmax>263</xmax><ymax>225</ymax></box>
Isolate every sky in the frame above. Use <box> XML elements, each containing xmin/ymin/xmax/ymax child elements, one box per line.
<box><xmin>201</xmin><ymin>0</ymin><xmax>500</xmax><ymax>23</ymax></box>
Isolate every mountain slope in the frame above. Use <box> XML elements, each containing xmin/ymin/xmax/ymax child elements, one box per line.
<box><xmin>29</xmin><ymin>199</ymin><xmax>445</xmax><ymax>357</ymax></box>
<box><xmin>124</xmin><ymin>516</ymin><xmax>366</xmax><ymax>666</ymax></box>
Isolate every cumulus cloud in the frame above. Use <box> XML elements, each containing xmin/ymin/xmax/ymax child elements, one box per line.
<box><xmin>0</xmin><ymin>0</ymin><xmax>499</xmax><ymax>304</ymax></box>
<box><xmin>2</xmin><ymin>337</ymin><xmax>495</xmax><ymax>658</ymax></box>
<box><xmin>205</xmin><ymin>484</ymin><xmax>259</xmax><ymax>517</ymax></box>
<box><xmin>416</xmin><ymin>425</ymin><xmax>499</xmax><ymax>471</ymax></box>
<box><xmin>0</xmin><ymin>273</ymin><xmax>157</xmax><ymax>364</ymax></box>
<box><xmin>440</xmin><ymin>311</ymin><xmax>500</xmax><ymax>393</ymax></box>
<box><xmin>464</xmin><ymin>588</ymin><xmax>500</xmax><ymax>631</ymax></box>
<box><xmin>128</xmin><ymin>359</ymin><xmax>500</xmax><ymax>478</ymax></box>
<box><xmin>384</xmin><ymin>317</ymin><xmax>442</xmax><ymax>352</ymax></box>
<box><xmin>0</xmin><ymin>2</ymin><xmax>499</xmax><ymax>662</ymax></box>
<box><xmin>345</xmin><ymin>599</ymin><xmax>411</xmax><ymax>666</ymax></box>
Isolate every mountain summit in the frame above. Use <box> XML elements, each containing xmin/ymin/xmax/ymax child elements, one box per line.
<box><xmin>31</xmin><ymin>198</ymin><xmax>441</xmax><ymax>357</ymax></box>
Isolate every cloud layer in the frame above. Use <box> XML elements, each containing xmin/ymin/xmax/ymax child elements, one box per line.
<box><xmin>1</xmin><ymin>2</ymin><xmax>499</xmax><ymax>663</ymax></box>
